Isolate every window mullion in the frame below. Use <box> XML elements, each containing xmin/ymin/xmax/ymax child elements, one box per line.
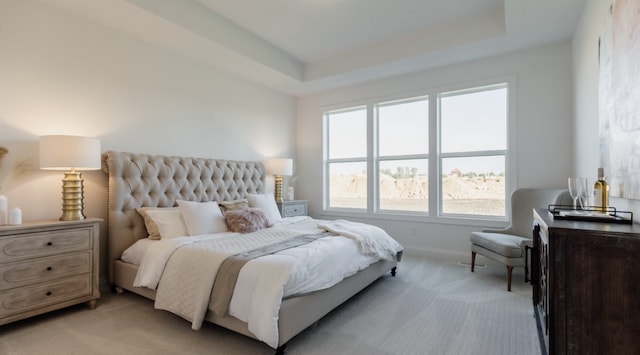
<box><xmin>440</xmin><ymin>150</ymin><xmax>507</xmax><ymax>159</ymax></box>
<box><xmin>378</xmin><ymin>153</ymin><xmax>429</xmax><ymax>161</ymax></box>
<box><xmin>430</xmin><ymin>92</ymin><xmax>439</xmax><ymax>216</ymax></box>
<box><xmin>368</xmin><ymin>103</ymin><xmax>376</xmax><ymax>213</ymax></box>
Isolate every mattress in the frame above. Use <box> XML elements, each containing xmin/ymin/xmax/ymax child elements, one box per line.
<box><xmin>123</xmin><ymin>216</ymin><xmax>382</xmax><ymax>298</ymax></box>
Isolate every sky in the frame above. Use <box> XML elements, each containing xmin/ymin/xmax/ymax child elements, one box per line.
<box><xmin>327</xmin><ymin>85</ymin><xmax>507</xmax><ymax>176</ymax></box>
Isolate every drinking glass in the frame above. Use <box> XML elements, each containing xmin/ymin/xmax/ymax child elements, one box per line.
<box><xmin>568</xmin><ymin>177</ymin><xmax>581</xmax><ymax>210</ymax></box>
<box><xmin>579</xmin><ymin>178</ymin><xmax>592</xmax><ymax>210</ymax></box>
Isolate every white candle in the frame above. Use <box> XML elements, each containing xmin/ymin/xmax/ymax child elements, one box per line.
<box><xmin>8</xmin><ymin>207</ymin><xmax>21</xmax><ymax>225</ymax></box>
<box><xmin>0</xmin><ymin>195</ymin><xmax>7</xmax><ymax>225</ymax></box>
<box><xmin>287</xmin><ymin>187</ymin><xmax>294</xmax><ymax>201</ymax></box>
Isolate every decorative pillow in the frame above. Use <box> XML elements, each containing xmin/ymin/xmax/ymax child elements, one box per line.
<box><xmin>177</xmin><ymin>200</ymin><xmax>228</xmax><ymax>236</ymax></box>
<box><xmin>136</xmin><ymin>207</ymin><xmax>188</xmax><ymax>240</ymax></box>
<box><xmin>218</xmin><ymin>199</ymin><xmax>249</xmax><ymax>213</ymax></box>
<box><xmin>224</xmin><ymin>208</ymin><xmax>272</xmax><ymax>233</ymax></box>
<box><xmin>247</xmin><ymin>193</ymin><xmax>283</xmax><ymax>225</ymax></box>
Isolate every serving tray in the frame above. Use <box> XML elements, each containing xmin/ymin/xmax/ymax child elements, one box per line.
<box><xmin>548</xmin><ymin>204</ymin><xmax>633</xmax><ymax>224</ymax></box>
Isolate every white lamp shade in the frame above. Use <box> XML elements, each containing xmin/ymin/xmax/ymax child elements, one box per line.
<box><xmin>39</xmin><ymin>135</ymin><xmax>101</xmax><ymax>170</ymax></box>
<box><xmin>265</xmin><ymin>158</ymin><xmax>293</xmax><ymax>176</ymax></box>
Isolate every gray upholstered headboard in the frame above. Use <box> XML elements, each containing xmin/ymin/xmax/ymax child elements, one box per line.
<box><xmin>102</xmin><ymin>151</ymin><xmax>266</xmax><ymax>282</ymax></box>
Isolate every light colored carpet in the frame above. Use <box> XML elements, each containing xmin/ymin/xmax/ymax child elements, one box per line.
<box><xmin>0</xmin><ymin>255</ymin><xmax>541</xmax><ymax>355</ymax></box>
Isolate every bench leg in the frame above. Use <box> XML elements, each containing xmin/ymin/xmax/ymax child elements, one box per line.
<box><xmin>506</xmin><ymin>265</ymin><xmax>513</xmax><ymax>292</ymax></box>
<box><xmin>471</xmin><ymin>251</ymin><xmax>476</xmax><ymax>272</ymax></box>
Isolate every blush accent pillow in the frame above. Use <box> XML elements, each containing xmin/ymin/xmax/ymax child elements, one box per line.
<box><xmin>218</xmin><ymin>199</ymin><xmax>249</xmax><ymax>213</ymax></box>
<box><xmin>136</xmin><ymin>207</ymin><xmax>188</xmax><ymax>240</ymax></box>
<box><xmin>224</xmin><ymin>208</ymin><xmax>272</xmax><ymax>233</ymax></box>
<box><xmin>247</xmin><ymin>193</ymin><xmax>283</xmax><ymax>225</ymax></box>
<box><xmin>177</xmin><ymin>200</ymin><xmax>228</xmax><ymax>236</ymax></box>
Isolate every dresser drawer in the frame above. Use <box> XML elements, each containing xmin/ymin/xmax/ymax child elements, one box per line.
<box><xmin>0</xmin><ymin>251</ymin><xmax>92</xmax><ymax>291</ymax></box>
<box><xmin>0</xmin><ymin>228</ymin><xmax>92</xmax><ymax>261</ymax></box>
<box><xmin>283</xmin><ymin>203</ymin><xmax>306</xmax><ymax>217</ymax></box>
<box><xmin>0</xmin><ymin>274</ymin><xmax>93</xmax><ymax>318</ymax></box>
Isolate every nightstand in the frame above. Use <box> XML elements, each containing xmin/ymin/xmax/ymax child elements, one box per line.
<box><xmin>277</xmin><ymin>200</ymin><xmax>308</xmax><ymax>217</ymax></box>
<box><xmin>0</xmin><ymin>218</ymin><xmax>101</xmax><ymax>325</ymax></box>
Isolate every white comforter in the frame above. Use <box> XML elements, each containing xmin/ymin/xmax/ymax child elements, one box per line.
<box><xmin>133</xmin><ymin>217</ymin><xmax>402</xmax><ymax>348</ymax></box>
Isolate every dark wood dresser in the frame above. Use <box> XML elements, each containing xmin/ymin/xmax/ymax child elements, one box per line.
<box><xmin>532</xmin><ymin>208</ymin><xmax>640</xmax><ymax>355</ymax></box>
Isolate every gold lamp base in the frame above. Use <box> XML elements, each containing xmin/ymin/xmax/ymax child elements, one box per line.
<box><xmin>59</xmin><ymin>169</ymin><xmax>86</xmax><ymax>221</ymax></box>
<box><xmin>274</xmin><ymin>175</ymin><xmax>284</xmax><ymax>203</ymax></box>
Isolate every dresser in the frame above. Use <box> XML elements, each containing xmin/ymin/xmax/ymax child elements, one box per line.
<box><xmin>532</xmin><ymin>208</ymin><xmax>640</xmax><ymax>355</ymax></box>
<box><xmin>0</xmin><ymin>218</ymin><xmax>101</xmax><ymax>325</ymax></box>
<box><xmin>277</xmin><ymin>200</ymin><xmax>308</xmax><ymax>217</ymax></box>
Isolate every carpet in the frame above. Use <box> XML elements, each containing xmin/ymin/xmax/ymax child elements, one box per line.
<box><xmin>0</xmin><ymin>255</ymin><xmax>541</xmax><ymax>355</ymax></box>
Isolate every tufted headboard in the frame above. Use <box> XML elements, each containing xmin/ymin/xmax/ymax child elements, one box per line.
<box><xmin>102</xmin><ymin>151</ymin><xmax>266</xmax><ymax>282</ymax></box>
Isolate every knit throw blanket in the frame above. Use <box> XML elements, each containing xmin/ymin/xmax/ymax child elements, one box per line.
<box><xmin>317</xmin><ymin>219</ymin><xmax>403</xmax><ymax>261</ymax></box>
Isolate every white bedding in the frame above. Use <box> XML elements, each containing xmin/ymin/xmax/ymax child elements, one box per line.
<box><xmin>126</xmin><ymin>216</ymin><xmax>401</xmax><ymax>348</ymax></box>
<box><xmin>122</xmin><ymin>217</ymin><xmax>311</xmax><ymax>266</ymax></box>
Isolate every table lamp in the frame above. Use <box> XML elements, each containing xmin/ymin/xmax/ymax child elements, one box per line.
<box><xmin>39</xmin><ymin>135</ymin><xmax>101</xmax><ymax>221</ymax></box>
<box><xmin>265</xmin><ymin>158</ymin><xmax>293</xmax><ymax>203</ymax></box>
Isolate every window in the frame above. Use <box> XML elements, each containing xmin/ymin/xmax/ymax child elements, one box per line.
<box><xmin>325</xmin><ymin>107</ymin><xmax>367</xmax><ymax>209</ymax></box>
<box><xmin>376</xmin><ymin>97</ymin><xmax>429</xmax><ymax>212</ymax></box>
<box><xmin>439</xmin><ymin>84</ymin><xmax>508</xmax><ymax>217</ymax></box>
<box><xmin>323</xmin><ymin>81</ymin><xmax>510</xmax><ymax>219</ymax></box>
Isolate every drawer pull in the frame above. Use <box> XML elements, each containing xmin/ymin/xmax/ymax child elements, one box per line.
<box><xmin>47</xmin><ymin>242</ymin><xmax>53</xmax><ymax>246</ymax></box>
<box><xmin>47</xmin><ymin>266</ymin><xmax>53</xmax><ymax>271</ymax></box>
<box><xmin>46</xmin><ymin>291</ymin><xmax>52</xmax><ymax>296</ymax></box>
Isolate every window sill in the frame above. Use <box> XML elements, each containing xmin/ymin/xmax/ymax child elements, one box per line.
<box><xmin>318</xmin><ymin>209</ymin><xmax>508</xmax><ymax>229</ymax></box>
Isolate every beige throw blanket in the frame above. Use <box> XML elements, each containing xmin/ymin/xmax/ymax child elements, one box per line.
<box><xmin>154</xmin><ymin>227</ymin><xmax>308</xmax><ymax>330</ymax></box>
<box><xmin>210</xmin><ymin>233</ymin><xmax>327</xmax><ymax>317</ymax></box>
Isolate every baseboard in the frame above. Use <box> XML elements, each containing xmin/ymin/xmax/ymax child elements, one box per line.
<box><xmin>403</xmin><ymin>247</ymin><xmax>508</xmax><ymax>268</ymax></box>
<box><xmin>402</xmin><ymin>247</ymin><xmax>468</xmax><ymax>262</ymax></box>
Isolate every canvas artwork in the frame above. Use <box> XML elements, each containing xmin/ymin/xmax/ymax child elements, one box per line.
<box><xmin>599</xmin><ymin>0</ymin><xmax>640</xmax><ymax>199</ymax></box>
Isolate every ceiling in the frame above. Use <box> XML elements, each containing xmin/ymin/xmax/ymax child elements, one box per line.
<box><xmin>42</xmin><ymin>0</ymin><xmax>587</xmax><ymax>96</ymax></box>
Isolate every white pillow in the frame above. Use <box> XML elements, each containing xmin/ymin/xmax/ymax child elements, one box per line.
<box><xmin>138</xmin><ymin>207</ymin><xmax>188</xmax><ymax>239</ymax></box>
<box><xmin>247</xmin><ymin>193</ymin><xmax>282</xmax><ymax>225</ymax></box>
<box><xmin>177</xmin><ymin>200</ymin><xmax>228</xmax><ymax>235</ymax></box>
<box><xmin>121</xmin><ymin>238</ymin><xmax>155</xmax><ymax>265</ymax></box>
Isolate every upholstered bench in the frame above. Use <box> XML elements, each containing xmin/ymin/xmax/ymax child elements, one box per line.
<box><xmin>470</xmin><ymin>188</ymin><xmax>570</xmax><ymax>291</ymax></box>
<box><xmin>470</xmin><ymin>232</ymin><xmax>531</xmax><ymax>291</ymax></box>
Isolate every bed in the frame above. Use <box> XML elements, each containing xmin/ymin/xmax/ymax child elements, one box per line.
<box><xmin>103</xmin><ymin>151</ymin><xmax>402</xmax><ymax>354</ymax></box>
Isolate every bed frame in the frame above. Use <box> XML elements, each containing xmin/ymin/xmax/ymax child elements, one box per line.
<box><xmin>102</xmin><ymin>151</ymin><xmax>397</xmax><ymax>354</ymax></box>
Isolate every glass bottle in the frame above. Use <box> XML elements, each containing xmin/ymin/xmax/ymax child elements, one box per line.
<box><xmin>593</xmin><ymin>168</ymin><xmax>609</xmax><ymax>212</ymax></box>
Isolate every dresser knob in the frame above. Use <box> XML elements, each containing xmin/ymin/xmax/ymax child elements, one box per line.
<box><xmin>47</xmin><ymin>242</ymin><xmax>53</xmax><ymax>246</ymax></box>
<box><xmin>46</xmin><ymin>291</ymin><xmax>52</xmax><ymax>296</ymax></box>
<box><xmin>47</xmin><ymin>266</ymin><xmax>53</xmax><ymax>271</ymax></box>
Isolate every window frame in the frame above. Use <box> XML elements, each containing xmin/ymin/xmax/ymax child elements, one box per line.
<box><xmin>374</xmin><ymin>95</ymin><xmax>430</xmax><ymax>214</ymax></box>
<box><xmin>323</xmin><ymin>106</ymin><xmax>369</xmax><ymax>211</ymax></box>
<box><xmin>437</xmin><ymin>83</ymin><xmax>510</xmax><ymax>219</ymax></box>
<box><xmin>322</xmin><ymin>76</ymin><xmax>515</xmax><ymax>223</ymax></box>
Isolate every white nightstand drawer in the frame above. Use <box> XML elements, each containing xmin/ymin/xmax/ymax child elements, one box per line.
<box><xmin>283</xmin><ymin>203</ymin><xmax>306</xmax><ymax>217</ymax></box>
<box><xmin>0</xmin><ymin>251</ymin><xmax>92</xmax><ymax>291</ymax></box>
<box><xmin>0</xmin><ymin>228</ymin><xmax>92</xmax><ymax>261</ymax></box>
<box><xmin>277</xmin><ymin>200</ymin><xmax>308</xmax><ymax>218</ymax></box>
<box><xmin>0</xmin><ymin>273</ymin><xmax>93</xmax><ymax>318</ymax></box>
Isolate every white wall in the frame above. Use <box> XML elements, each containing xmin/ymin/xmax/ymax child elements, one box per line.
<box><xmin>572</xmin><ymin>0</ymin><xmax>640</xmax><ymax>215</ymax></box>
<box><xmin>296</xmin><ymin>42</ymin><xmax>574</xmax><ymax>261</ymax></box>
<box><xmin>0</xmin><ymin>0</ymin><xmax>296</xmax><ymax>277</ymax></box>
<box><xmin>0</xmin><ymin>0</ymin><xmax>586</xmax><ymax>273</ymax></box>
